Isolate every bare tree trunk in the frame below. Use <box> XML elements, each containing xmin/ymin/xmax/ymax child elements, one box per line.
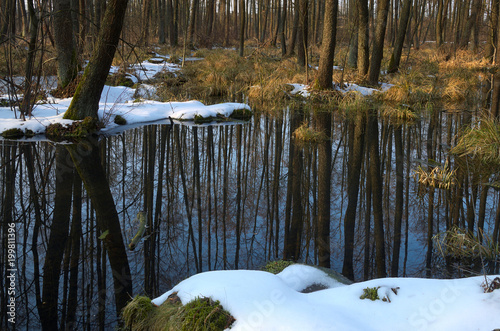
<box><xmin>317</xmin><ymin>0</ymin><xmax>338</xmax><ymax>89</ymax></box>
<box><xmin>368</xmin><ymin>0</ymin><xmax>390</xmax><ymax>84</ymax></box>
<box><xmin>387</xmin><ymin>0</ymin><xmax>411</xmax><ymax>73</ymax></box>
<box><xmin>485</xmin><ymin>0</ymin><xmax>499</xmax><ymax>60</ymax></box>
<box><xmin>296</xmin><ymin>0</ymin><xmax>308</xmax><ymax>66</ymax></box>
<box><xmin>358</xmin><ymin>0</ymin><xmax>370</xmax><ymax>78</ymax></box>
<box><xmin>239</xmin><ymin>0</ymin><xmax>245</xmax><ymax>56</ymax></box>
<box><xmin>317</xmin><ymin>111</ymin><xmax>332</xmax><ymax>267</ymax></box>
<box><xmin>54</xmin><ymin>0</ymin><xmax>78</xmax><ymax>88</ymax></box>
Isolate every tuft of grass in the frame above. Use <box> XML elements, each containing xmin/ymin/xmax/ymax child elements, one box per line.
<box><xmin>434</xmin><ymin>227</ymin><xmax>500</xmax><ymax>261</ymax></box>
<box><xmin>412</xmin><ymin>160</ymin><xmax>456</xmax><ymax>190</ymax></box>
<box><xmin>380</xmin><ymin>104</ymin><xmax>418</xmax><ymax>122</ymax></box>
<box><xmin>360</xmin><ymin>287</ymin><xmax>380</xmax><ymax>301</ymax></box>
<box><xmin>337</xmin><ymin>92</ymin><xmax>373</xmax><ymax>118</ymax></box>
<box><xmin>261</xmin><ymin>260</ymin><xmax>295</xmax><ymax>274</ymax></box>
<box><xmin>293</xmin><ymin>122</ymin><xmax>328</xmax><ymax>146</ymax></box>
<box><xmin>121</xmin><ymin>294</ymin><xmax>235</xmax><ymax>331</ymax></box>
<box><xmin>451</xmin><ymin>117</ymin><xmax>500</xmax><ymax>169</ymax></box>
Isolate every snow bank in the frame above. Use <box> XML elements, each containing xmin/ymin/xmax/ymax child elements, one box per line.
<box><xmin>152</xmin><ymin>265</ymin><xmax>500</xmax><ymax>331</ymax></box>
<box><xmin>0</xmin><ymin>85</ymin><xmax>250</xmax><ymax>136</ymax></box>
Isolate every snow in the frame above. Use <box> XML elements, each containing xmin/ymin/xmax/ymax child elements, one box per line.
<box><xmin>0</xmin><ymin>59</ymin><xmax>250</xmax><ymax>136</ymax></box>
<box><xmin>152</xmin><ymin>264</ymin><xmax>500</xmax><ymax>331</ymax></box>
<box><xmin>289</xmin><ymin>82</ymin><xmax>394</xmax><ymax>98</ymax></box>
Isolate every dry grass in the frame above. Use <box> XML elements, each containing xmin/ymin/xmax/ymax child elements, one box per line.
<box><xmin>434</xmin><ymin>227</ymin><xmax>500</xmax><ymax>260</ymax></box>
<box><xmin>451</xmin><ymin>117</ymin><xmax>500</xmax><ymax>169</ymax></box>
<box><xmin>293</xmin><ymin>122</ymin><xmax>328</xmax><ymax>146</ymax></box>
<box><xmin>413</xmin><ymin>160</ymin><xmax>456</xmax><ymax>190</ymax></box>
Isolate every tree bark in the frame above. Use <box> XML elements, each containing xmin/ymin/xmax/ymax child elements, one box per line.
<box><xmin>296</xmin><ymin>0</ymin><xmax>308</xmax><ymax>66</ymax></box>
<box><xmin>387</xmin><ymin>0</ymin><xmax>411</xmax><ymax>73</ymax></box>
<box><xmin>368</xmin><ymin>0</ymin><xmax>390</xmax><ymax>84</ymax></box>
<box><xmin>53</xmin><ymin>0</ymin><xmax>78</xmax><ymax>88</ymax></box>
<box><xmin>63</xmin><ymin>0</ymin><xmax>129</xmax><ymax>120</ymax></box>
<box><xmin>317</xmin><ymin>0</ymin><xmax>338</xmax><ymax>89</ymax></box>
<box><xmin>317</xmin><ymin>111</ymin><xmax>332</xmax><ymax>267</ymax></box>
<box><xmin>357</xmin><ymin>0</ymin><xmax>370</xmax><ymax>78</ymax></box>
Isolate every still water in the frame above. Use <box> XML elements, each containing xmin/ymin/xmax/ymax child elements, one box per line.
<box><xmin>1</xmin><ymin>107</ymin><xmax>498</xmax><ymax>329</ymax></box>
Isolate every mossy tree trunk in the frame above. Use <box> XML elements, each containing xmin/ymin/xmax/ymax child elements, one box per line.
<box><xmin>63</xmin><ymin>0</ymin><xmax>129</xmax><ymax>120</ymax></box>
<box><xmin>53</xmin><ymin>0</ymin><xmax>78</xmax><ymax>88</ymax></box>
<box><xmin>316</xmin><ymin>0</ymin><xmax>338</xmax><ymax>89</ymax></box>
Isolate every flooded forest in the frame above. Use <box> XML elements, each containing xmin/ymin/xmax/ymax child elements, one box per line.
<box><xmin>2</xmin><ymin>0</ymin><xmax>500</xmax><ymax>329</ymax></box>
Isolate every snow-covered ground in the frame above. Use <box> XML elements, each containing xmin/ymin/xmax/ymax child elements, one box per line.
<box><xmin>152</xmin><ymin>264</ymin><xmax>500</xmax><ymax>331</ymax></box>
<box><xmin>0</xmin><ymin>58</ymin><xmax>250</xmax><ymax>136</ymax></box>
<box><xmin>289</xmin><ymin>82</ymin><xmax>394</xmax><ymax>98</ymax></box>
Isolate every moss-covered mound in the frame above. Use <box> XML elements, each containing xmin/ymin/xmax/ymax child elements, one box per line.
<box><xmin>1</xmin><ymin>128</ymin><xmax>34</xmax><ymax>139</ymax></box>
<box><xmin>46</xmin><ymin>116</ymin><xmax>100</xmax><ymax>139</ymax></box>
<box><xmin>122</xmin><ymin>294</ymin><xmax>235</xmax><ymax>331</ymax></box>
<box><xmin>260</xmin><ymin>260</ymin><xmax>295</xmax><ymax>274</ymax></box>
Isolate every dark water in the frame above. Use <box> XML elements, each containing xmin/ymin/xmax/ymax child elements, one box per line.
<box><xmin>1</xmin><ymin>106</ymin><xmax>499</xmax><ymax>329</ymax></box>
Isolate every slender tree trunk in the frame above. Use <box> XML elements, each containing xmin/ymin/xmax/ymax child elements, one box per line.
<box><xmin>239</xmin><ymin>0</ymin><xmax>245</xmax><ymax>56</ymax></box>
<box><xmin>54</xmin><ymin>0</ymin><xmax>78</xmax><ymax>88</ymax></box>
<box><xmin>317</xmin><ymin>0</ymin><xmax>338</xmax><ymax>89</ymax></box>
<box><xmin>368</xmin><ymin>111</ymin><xmax>386</xmax><ymax>278</ymax></box>
<box><xmin>40</xmin><ymin>147</ymin><xmax>73</xmax><ymax>331</ymax></box>
<box><xmin>391</xmin><ymin>125</ymin><xmax>404</xmax><ymax>276</ymax></box>
<box><xmin>368</xmin><ymin>0</ymin><xmax>390</xmax><ymax>84</ymax></box>
<box><xmin>358</xmin><ymin>0</ymin><xmax>370</xmax><ymax>77</ymax></box>
<box><xmin>317</xmin><ymin>111</ymin><xmax>332</xmax><ymax>267</ymax></box>
<box><xmin>342</xmin><ymin>112</ymin><xmax>366</xmax><ymax>280</ymax></box>
<box><xmin>296</xmin><ymin>0</ymin><xmax>308</xmax><ymax>66</ymax></box>
<box><xmin>485</xmin><ymin>0</ymin><xmax>499</xmax><ymax>60</ymax></box>
<box><xmin>387</xmin><ymin>0</ymin><xmax>411</xmax><ymax>73</ymax></box>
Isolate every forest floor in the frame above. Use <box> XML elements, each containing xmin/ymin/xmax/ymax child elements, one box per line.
<box><xmin>1</xmin><ymin>44</ymin><xmax>494</xmax><ymax>139</ymax></box>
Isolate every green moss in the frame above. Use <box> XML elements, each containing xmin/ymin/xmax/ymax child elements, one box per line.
<box><xmin>181</xmin><ymin>297</ymin><xmax>235</xmax><ymax>331</ymax></box>
<box><xmin>121</xmin><ymin>294</ymin><xmax>235</xmax><ymax>331</ymax></box>
<box><xmin>230</xmin><ymin>108</ymin><xmax>252</xmax><ymax>121</ymax></box>
<box><xmin>46</xmin><ymin>116</ymin><xmax>100</xmax><ymax>139</ymax></box>
<box><xmin>261</xmin><ymin>260</ymin><xmax>295</xmax><ymax>274</ymax></box>
<box><xmin>1</xmin><ymin>128</ymin><xmax>24</xmax><ymax>139</ymax></box>
<box><xmin>114</xmin><ymin>114</ymin><xmax>127</xmax><ymax>125</ymax></box>
<box><xmin>193</xmin><ymin>114</ymin><xmax>217</xmax><ymax>124</ymax></box>
<box><xmin>122</xmin><ymin>296</ymin><xmax>155</xmax><ymax>327</ymax></box>
<box><xmin>360</xmin><ymin>287</ymin><xmax>380</xmax><ymax>301</ymax></box>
